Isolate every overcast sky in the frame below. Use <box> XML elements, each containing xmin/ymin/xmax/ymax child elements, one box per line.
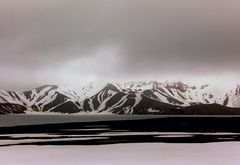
<box><xmin>0</xmin><ymin>0</ymin><xmax>240</xmax><ymax>90</ymax></box>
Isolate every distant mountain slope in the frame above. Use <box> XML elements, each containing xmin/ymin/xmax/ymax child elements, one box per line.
<box><xmin>23</xmin><ymin>85</ymin><xmax>81</xmax><ymax>112</ymax></box>
<box><xmin>0</xmin><ymin>90</ymin><xmax>27</xmax><ymax>105</ymax></box>
<box><xmin>114</xmin><ymin>81</ymin><xmax>226</xmax><ymax>106</ymax></box>
<box><xmin>223</xmin><ymin>85</ymin><xmax>240</xmax><ymax>107</ymax></box>
<box><xmin>50</xmin><ymin>101</ymin><xmax>82</xmax><ymax>114</ymax></box>
<box><xmin>0</xmin><ymin>103</ymin><xmax>27</xmax><ymax>114</ymax></box>
<box><xmin>0</xmin><ymin>81</ymin><xmax>240</xmax><ymax>114</ymax></box>
<box><xmin>181</xmin><ymin>103</ymin><xmax>240</xmax><ymax>115</ymax></box>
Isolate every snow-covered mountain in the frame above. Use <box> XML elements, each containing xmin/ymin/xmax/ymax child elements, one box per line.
<box><xmin>0</xmin><ymin>85</ymin><xmax>81</xmax><ymax>113</ymax></box>
<box><xmin>0</xmin><ymin>103</ymin><xmax>28</xmax><ymax>114</ymax></box>
<box><xmin>23</xmin><ymin>85</ymin><xmax>81</xmax><ymax>112</ymax></box>
<box><xmin>0</xmin><ymin>90</ymin><xmax>27</xmax><ymax>105</ymax></box>
<box><xmin>0</xmin><ymin>81</ymin><xmax>240</xmax><ymax>114</ymax></box>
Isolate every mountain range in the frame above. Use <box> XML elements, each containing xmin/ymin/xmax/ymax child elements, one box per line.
<box><xmin>0</xmin><ymin>81</ymin><xmax>240</xmax><ymax>115</ymax></box>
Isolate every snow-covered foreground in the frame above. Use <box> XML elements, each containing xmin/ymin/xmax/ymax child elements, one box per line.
<box><xmin>0</xmin><ymin>142</ymin><xmax>240</xmax><ymax>165</ymax></box>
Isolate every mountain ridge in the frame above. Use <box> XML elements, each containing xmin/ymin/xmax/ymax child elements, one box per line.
<box><xmin>0</xmin><ymin>81</ymin><xmax>240</xmax><ymax>115</ymax></box>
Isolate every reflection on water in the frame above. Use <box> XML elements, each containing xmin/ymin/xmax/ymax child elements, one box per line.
<box><xmin>1</xmin><ymin>116</ymin><xmax>240</xmax><ymax>146</ymax></box>
<box><xmin>2</xmin><ymin>131</ymin><xmax>240</xmax><ymax>146</ymax></box>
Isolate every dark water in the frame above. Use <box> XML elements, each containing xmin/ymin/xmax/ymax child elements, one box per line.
<box><xmin>1</xmin><ymin>115</ymin><xmax>240</xmax><ymax>146</ymax></box>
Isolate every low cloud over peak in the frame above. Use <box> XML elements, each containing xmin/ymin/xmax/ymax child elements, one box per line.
<box><xmin>0</xmin><ymin>0</ymin><xmax>240</xmax><ymax>90</ymax></box>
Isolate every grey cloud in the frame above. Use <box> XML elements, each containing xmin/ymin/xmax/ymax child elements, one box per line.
<box><xmin>0</xmin><ymin>0</ymin><xmax>240</xmax><ymax>89</ymax></box>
